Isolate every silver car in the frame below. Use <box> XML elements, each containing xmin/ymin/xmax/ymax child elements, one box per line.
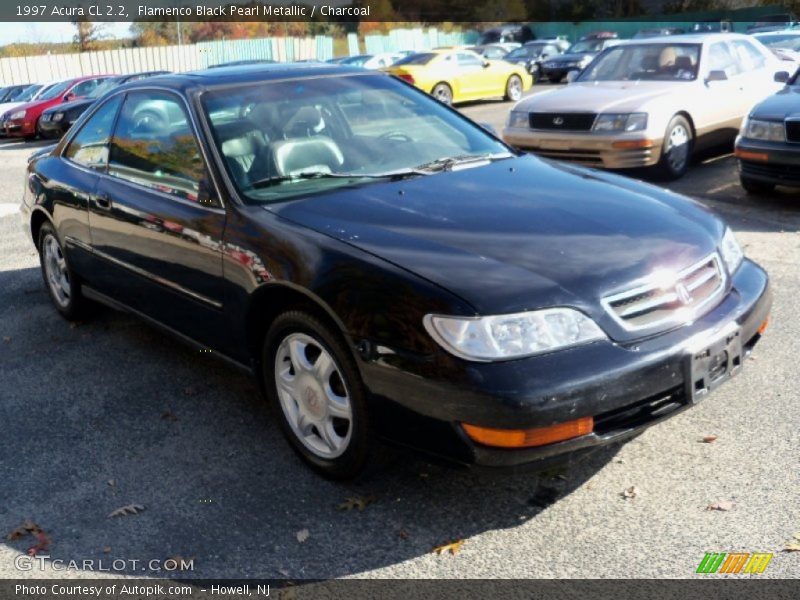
<box><xmin>503</xmin><ymin>33</ymin><xmax>786</xmax><ymax>178</ymax></box>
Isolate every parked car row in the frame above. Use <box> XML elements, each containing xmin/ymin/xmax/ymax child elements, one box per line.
<box><xmin>501</xmin><ymin>33</ymin><xmax>797</xmax><ymax>186</ymax></box>
<box><xmin>0</xmin><ymin>71</ymin><xmax>169</xmax><ymax>141</ymax></box>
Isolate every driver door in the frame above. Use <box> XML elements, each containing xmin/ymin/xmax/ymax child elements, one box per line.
<box><xmin>454</xmin><ymin>52</ymin><xmax>488</xmax><ymax>99</ymax></box>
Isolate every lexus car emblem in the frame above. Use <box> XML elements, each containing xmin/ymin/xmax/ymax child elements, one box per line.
<box><xmin>553</xmin><ymin>117</ymin><xmax>564</xmax><ymax>125</ymax></box>
<box><xmin>675</xmin><ymin>283</ymin><xmax>693</xmax><ymax>305</ymax></box>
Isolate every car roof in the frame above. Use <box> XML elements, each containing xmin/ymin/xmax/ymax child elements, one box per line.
<box><xmin>111</xmin><ymin>62</ymin><xmax>375</xmax><ymax>94</ymax></box>
<box><xmin>615</xmin><ymin>32</ymin><xmax>755</xmax><ymax>45</ymax></box>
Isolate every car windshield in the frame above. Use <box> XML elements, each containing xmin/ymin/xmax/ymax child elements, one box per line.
<box><xmin>38</xmin><ymin>81</ymin><xmax>71</xmax><ymax>101</ymax></box>
<box><xmin>393</xmin><ymin>53</ymin><xmax>437</xmax><ymax>66</ymax></box>
<box><xmin>88</xmin><ymin>78</ymin><xmax>122</xmax><ymax>98</ymax></box>
<box><xmin>757</xmin><ymin>33</ymin><xmax>800</xmax><ymax>51</ymax></box>
<box><xmin>507</xmin><ymin>45</ymin><xmax>544</xmax><ymax>59</ymax></box>
<box><xmin>14</xmin><ymin>84</ymin><xmax>42</xmax><ymax>102</ymax></box>
<box><xmin>201</xmin><ymin>73</ymin><xmax>510</xmax><ymax>204</ymax></box>
<box><xmin>567</xmin><ymin>40</ymin><xmax>605</xmax><ymax>54</ymax></box>
<box><xmin>579</xmin><ymin>43</ymin><xmax>701</xmax><ymax>82</ymax></box>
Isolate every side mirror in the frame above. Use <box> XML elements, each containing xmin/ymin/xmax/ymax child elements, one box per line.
<box><xmin>478</xmin><ymin>121</ymin><xmax>498</xmax><ymax>136</ymax></box>
<box><xmin>62</xmin><ymin>92</ymin><xmax>74</xmax><ymax>102</ymax></box>
<box><xmin>566</xmin><ymin>70</ymin><xmax>580</xmax><ymax>83</ymax></box>
<box><xmin>774</xmin><ymin>70</ymin><xmax>790</xmax><ymax>83</ymax></box>
<box><xmin>705</xmin><ymin>70</ymin><xmax>728</xmax><ymax>83</ymax></box>
<box><xmin>197</xmin><ymin>177</ymin><xmax>218</xmax><ymax>207</ymax></box>
<box><xmin>482</xmin><ymin>60</ymin><xmax>490</xmax><ymax>68</ymax></box>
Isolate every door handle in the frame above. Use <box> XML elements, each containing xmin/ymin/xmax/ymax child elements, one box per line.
<box><xmin>93</xmin><ymin>194</ymin><xmax>112</xmax><ymax>209</ymax></box>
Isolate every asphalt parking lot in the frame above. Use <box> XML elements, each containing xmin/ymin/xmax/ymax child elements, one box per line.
<box><xmin>1</xmin><ymin>88</ymin><xmax>799</xmax><ymax>580</ymax></box>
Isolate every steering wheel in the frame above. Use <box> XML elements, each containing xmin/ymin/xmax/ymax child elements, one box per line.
<box><xmin>378</xmin><ymin>131</ymin><xmax>413</xmax><ymax>143</ymax></box>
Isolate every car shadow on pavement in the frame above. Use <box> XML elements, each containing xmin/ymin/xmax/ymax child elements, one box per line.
<box><xmin>0</xmin><ymin>266</ymin><xmax>618</xmax><ymax>580</ymax></box>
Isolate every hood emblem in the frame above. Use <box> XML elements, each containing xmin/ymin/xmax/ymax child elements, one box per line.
<box><xmin>553</xmin><ymin>116</ymin><xmax>564</xmax><ymax>126</ymax></box>
<box><xmin>675</xmin><ymin>282</ymin><xmax>693</xmax><ymax>305</ymax></box>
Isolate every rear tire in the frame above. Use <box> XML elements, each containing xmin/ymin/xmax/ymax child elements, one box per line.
<box><xmin>655</xmin><ymin>115</ymin><xmax>693</xmax><ymax>180</ymax></box>
<box><xmin>38</xmin><ymin>222</ymin><xmax>87</xmax><ymax>321</ymax></box>
<box><xmin>740</xmin><ymin>176</ymin><xmax>775</xmax><ymax>195</ymax></box>
<box><xmin>262</xmin><ymin>311</ymin><xmax>372</xmax><ymax>480</ymax></box>
<box><xmin>431</xmin><ymin>82</ymin><xmax>453</xmax><ymax>105</ymax></box>
<box><xmin>504</xmin><ymin>75</ymin><xmax>523</xmax><ymax>101</ymax></box>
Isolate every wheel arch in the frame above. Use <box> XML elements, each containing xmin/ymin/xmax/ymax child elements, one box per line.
<box><xmin>244</xmin><ymin>281</ymin><xmax>354</xmax><ymax>364</ymax></box>
<box><xmin>30</xmin><ymin>207</ymin><xmax>53</xmax><ymax>248</ymax></box>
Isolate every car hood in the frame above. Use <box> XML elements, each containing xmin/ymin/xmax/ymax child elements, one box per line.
<box><xmin>750</xmin><ymin>85</ymin><xmax>800</xmax><ymax>119</ymax></box>
<box><xmin>517</xmin><ymin>81</ymin><xmax>683</xmax><ymax>113</ymax></box>
<box><xmin>0</xmin><ymin>101</ymin><xmax>26</xmax><ymax>117</ymax></box>
<box><xmin>43</xmin><ymin>98</ymin><xmax>94</xmax><ymax>115</ymax></box>
<box><xmin>6</xmin><ymin>98</ymin><xmax>51</xmax><ymax>115</ymax></box>
<box><xmin>270</xmin><ymin>155</ymin><xmax>722</xmax><ymax>340</ymax></box>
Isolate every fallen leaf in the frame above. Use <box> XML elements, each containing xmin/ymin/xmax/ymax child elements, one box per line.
<box><xmin>398</xmin><ymin>529</ymin><xmax>410</xmax><ymax>540</ymax></box>
<box><xmin>433</xmin><ymin>540</ymin><xmax>464</xmax><ymax>556</ymax></box>
<box><xmin>706</xmin><ymin>500</ymin><xmax>735</xmax><ymax>511</ymax></box>
<box><xmin>69</xmin><ymin>322</ymin><xmax>78</xmax><ymax>329</ymax></box>
<box><xmin>161</xmin><ymin>410</ymin><xmax>178</xmax><ymax>422</ymax></box>
<box><xmin>701</xmin><ymin>435</ymin><xmax>718</xmax><ymax>443</ymax></box>
<box><xmin>2</xmin><ymin>336</ymin><xmax>10</xmax><ymax>343</ymax></box>
<box><xmin>783</xmin><ymin>533</ymin><xmax>800</xmax><ymax>552</ymax></box>
<box><xmin>295</xmin><ymin>529</ymin><xmax>309</xmax><ymax>543</ymax></box>
<box><xmin>27</xmin><ymin>530</ymin><xmax>51</xmax><ymax>556</ymax></box>
<box><xmin>278</xmin><ymin>568</ymin><xmax>290</xmax><ymax>577</ymax></box>
<box><xmin>103</xmin><ymin>547</ymin><xmax>111</xmax><ymax>554</ymax></box>
<box><xmin>621</xmin><ymin>486</ymin><xmax>638</xmax><ymax>499</ymax></box>
<box><xmin>183</xmin><ymin>386</ymin><xmax>198</xmax><ymax>396</ymax></box>
<box><xmin>107</xmin><ymin>479</ymin><xmax>115</xmax><ymax>487</ymax></box>
<box><xmin>7</xmin><ymin>520</ymin><xmax>41</xmax><ymax>541</ymax></box>
<box><xmin>337</xmin><ymin>495</ymin><xmax>375</xmax><ymax>512</ymax></box>
<box><xmin>108</xmin><ymin>504</ymin><xmax>145</xmax><ymax>518</ymax></box>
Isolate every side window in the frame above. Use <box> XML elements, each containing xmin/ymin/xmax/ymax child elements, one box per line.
<box><xmin>730</xmin><ymin>40</ymin><xmax>767</xmax><ymax>72</ymax></box>
<box><xmin>64</xmin><ymin>95</ymin><xmax>123</xmax><ymax>169</ymax></box>
<box><xmin>70</xmin><ymin>79</ymin><xmax>99</xmax><ymax>97</ymax></box>
<box><xmin>457</xmin><ymin>53</ymin><xmax>482</xmax><ymax>67</ymax></box>
<box><xmin>707</xmin><ymin>42</ymin><xmax>741</xmax><ymax>77</ymax></box>
<box><xmin>108</xmin><ymin>91</ymin><xmax>209</xmax><ymax>204</ymax></box>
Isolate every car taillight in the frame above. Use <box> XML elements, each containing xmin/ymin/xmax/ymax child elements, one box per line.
<box><xmin>398</xmin><ymin>74</ymin><xmax>415</xmax><ymax>85</ymax></box>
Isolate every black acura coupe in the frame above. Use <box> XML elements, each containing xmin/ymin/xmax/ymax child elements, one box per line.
<box><xmin>20</xmin><ymin>63</ymin><xmax>771</xmax><ymax>479</ymax></box>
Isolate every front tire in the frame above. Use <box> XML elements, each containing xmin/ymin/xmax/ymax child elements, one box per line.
<box><xmin>740</xmin><ymin>176</ymin><xmax>775</xmax><ymax>195</ymax></box>
<box><xmin>431</xmin><ymin>82</ymin><xmax>453</xmax><ymax>105</ymax></box>
<box><xmin>262</xmin><ymin>311</ymin><xmax>371</xmax><ymax>480</ymax></box>
<box><xmin>548</xmin><ymin>75</ymin><xmax>563</xmax><ymax>83</ymax></box>
<box><xmin>504</xmin><ymin>75</ymin><xmax>523</xmax><ymax>101</ymax></box>
<box><xmin>655</xmin><ymin>115</ymin><xmax>693</xmax><ymax>180</ymax></box>
<box><xmin>38</xmin><ymin>222</ymin><xmax>86</xmax><ymax>320</ymax></box>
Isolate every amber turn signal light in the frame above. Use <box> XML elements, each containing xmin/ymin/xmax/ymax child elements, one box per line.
<box><xmin>734</xmin><ymin>149</ymin><xmax>769</xmax><ymax>162</ymax></box>
<box><xmin>462</xmin><ymin>417</ymin><xmax>594</xmax><ymax>449</ymax></box>
<box><xmin>611</xmin><ymin>139</ymin><xmax>655</xmax><ymax>150</ymax></box>
<box><xmin>758</xmin><ymin>317</ymin><xmax>769</xmax><ymax>334</ymax></box>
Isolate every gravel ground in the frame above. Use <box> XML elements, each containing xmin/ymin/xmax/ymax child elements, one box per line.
<box><xmin>0</xmin><ymin>93</ymin><xmax>798</xmax><ymax>580</ymax></box>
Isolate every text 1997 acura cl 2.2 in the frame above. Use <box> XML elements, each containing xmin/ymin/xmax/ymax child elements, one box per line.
<box><xmin>21</xmin><ymin>64</ymin><xmax>771</xmax><ymax>479</ymax></box>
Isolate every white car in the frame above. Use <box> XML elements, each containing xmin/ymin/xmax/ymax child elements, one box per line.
<box><xmin>503</xmin><ymin>33</ymin><xmax>786</xmax><ymax>179</ymax></box>
<box><xmin>362</xmin><ymin>52</ymin><xmax>407</xmax><ymax>69</ymax></box>
<box><xmin>0</xmin><ymin>81</ymin><xmax>59</xmax><ymax>121</ymax></box>
<box><xmin>754</xmin><ymin>30</ymin><xmax>800</xmax><ymax>68</ymax></box>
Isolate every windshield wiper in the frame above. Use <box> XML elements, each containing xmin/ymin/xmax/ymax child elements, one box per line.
<box><xmin>250</xmin><ymin>170</ymin><xmax>409</xmax><ymax>189</ymax></box>
<box><xmin>410</xmin><ymin>152</ymin><xmax>514</xmax><ymax>173</ymax></box>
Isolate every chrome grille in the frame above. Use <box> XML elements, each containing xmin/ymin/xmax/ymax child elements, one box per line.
<box><xmin>529</xmin><ymin>112</ymin><xmax>597</xmax><ymax>131</ymax></box>
<box><xmin>786</xmin><ymin>119</ymin><xmax>800</xmax><ymax>143</ymax></box>
<box><xmin>602</xmin><ymin>254</ymin><xmax>725</xmax><ymax>332</ymax></box>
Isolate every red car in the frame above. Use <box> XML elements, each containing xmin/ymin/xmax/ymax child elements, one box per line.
<box><xmin>3</xmin><ymin>75</ymin><xmax>112</xmax><ymax>139</ymax></box>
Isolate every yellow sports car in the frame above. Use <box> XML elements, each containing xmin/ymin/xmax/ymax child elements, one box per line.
<box><xmin>384</xmin><ymin>48</ymin><xmax>532</xmax><ymax>105</ymax></box>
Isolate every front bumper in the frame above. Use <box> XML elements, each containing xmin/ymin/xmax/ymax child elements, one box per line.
<box><xmin>503</xmin><ymin>126</ymin><xmax>663</xmax><ymax>169</ymax></box>
<box><xmin>361</xmin><ymin>259</ymin><xmax>770</xmax><ymax>467</ymax></box>
<box><xmin>540</xmin><ymin>65</ymin><xmax>578</xmax><ymax>80</ymax></box>
<box><xmin>38</xmin><ymin>116</ymin><xmax>71</xmax><ymax>138</ymax></box>
<box><xmin>736</xmin><ymin>137</ymin><xmax>800</xmax><ymax>187</ymax></box>
<box><xmin>4</xmin><ymin>117</ymin><xmax>33</xmax><ymax>137</ymax></box>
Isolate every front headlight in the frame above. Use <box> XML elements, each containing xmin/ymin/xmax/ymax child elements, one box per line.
<box><xmin>719</xmin><ymin>227</ymin><xmax>743</xmax><ymax>275</ymax></box>
<box><xmin>507</xmin><ymin>110</ymin><xmax>529</xmax><ymax>128</ymax></box>
<box><xmin>52</xmin><ymin>113</ymin><xmax>64</xmax><ymax>122</ymax></box>
<box><xmin>424</xmin><ymin>308</ymin><xmax>606</xmax><ymax>361</ymax></box>
<box><xmin>742</xmin><ymin>117</ymin><xmax>784</xmax><ymax>142</ymax></box>
<box><xmin>10</xmin><ymin>110</ymin><xmax>25</xmax><ymax>120</ymax></box>
<box><xmin>593</xmin><ymin>113</ymin><xmax>648</xmax><ymax>133</ymax></box>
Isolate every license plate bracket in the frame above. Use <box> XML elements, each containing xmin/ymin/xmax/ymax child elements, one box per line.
<box><xmin>685</xmin><ymin>323</ymin><xmax>743</xmax><ymax>403</ymax></box>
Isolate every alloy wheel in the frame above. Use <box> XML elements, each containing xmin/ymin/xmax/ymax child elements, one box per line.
<box><xmin>42</xmin><ymin>234</ymin><xmax>71</xmax><ymax>308</ymax></box>
<box><xmin>274</xmin><ymin>332</ymin><xmax>353</xmax><ymax>459</ymax></box>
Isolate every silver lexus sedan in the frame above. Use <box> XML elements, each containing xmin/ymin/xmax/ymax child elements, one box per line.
<box><xmin>503</xmin><ymin>33</ymin><xmax>787</xmax><ymax>179</ymax></box>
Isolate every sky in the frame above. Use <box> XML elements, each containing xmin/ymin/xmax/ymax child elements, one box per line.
<box><xmin>0</xmin><ymin>22</ymin><xmax>133</xmax><ymax>46</ymax></box>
